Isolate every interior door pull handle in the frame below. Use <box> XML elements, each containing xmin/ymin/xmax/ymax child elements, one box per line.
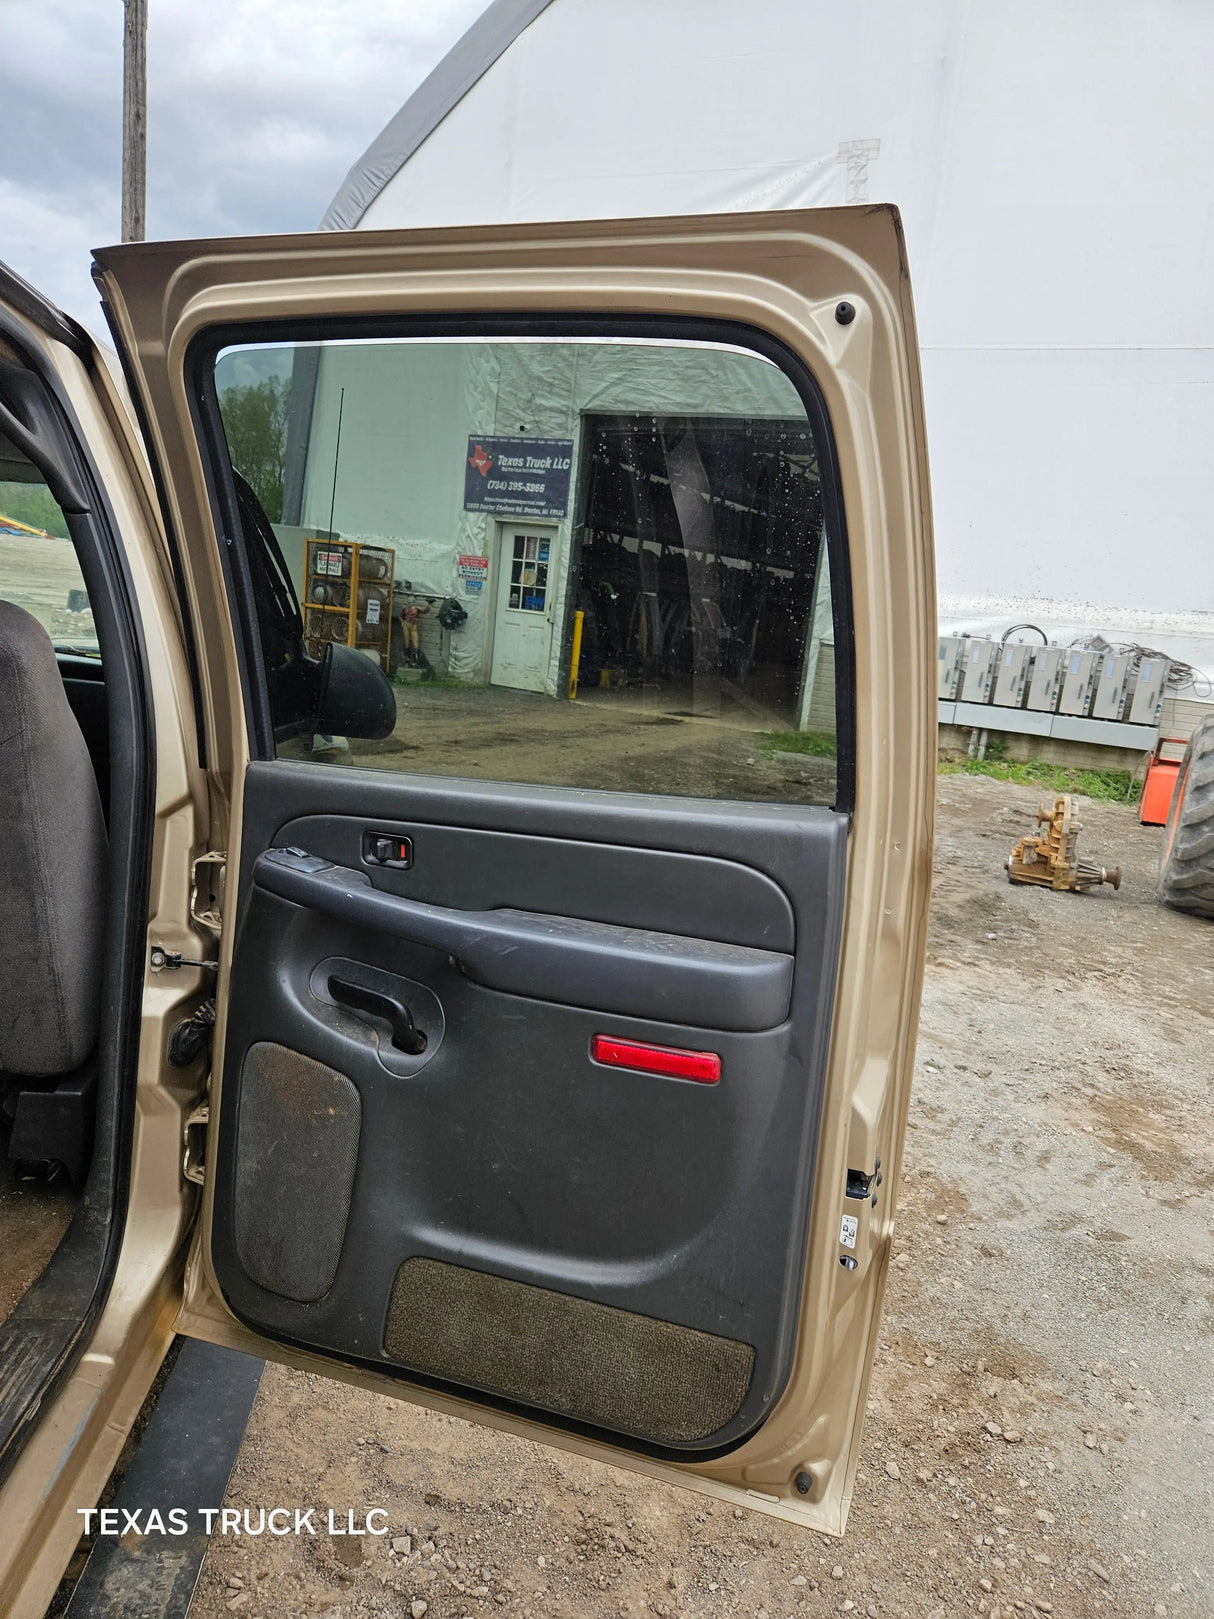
<box><xmin>327</xmin><ymin>975</ymin><xmax>427</xmax><ymax>1055</ymax></box>
<box><xmin>256</xmin><ymin>849</ymin><xmax>793</xmax><ymax>1032</ymax></box>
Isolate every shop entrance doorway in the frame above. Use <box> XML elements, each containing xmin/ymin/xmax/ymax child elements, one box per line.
<box><xmin>490</xmin><ymin>525</ymin><xmax>558</xmax><ymax>691</ymax></box>
<box><xmin>569</xmin><ymin>415</ymin><xmax>825</xmax><ymax>721</ymax></box>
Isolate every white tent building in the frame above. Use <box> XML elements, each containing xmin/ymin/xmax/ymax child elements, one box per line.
<box><xmin>318</xmin><ymin>0</ymin><xmax>1214</xmax><ymax>670</ymax></box>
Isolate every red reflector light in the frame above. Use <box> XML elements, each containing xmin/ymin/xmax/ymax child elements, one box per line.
<box><xmin>591</xmin><ymin>1035</ymin><xmax>720</xmax><ymax>1084</ymax></box>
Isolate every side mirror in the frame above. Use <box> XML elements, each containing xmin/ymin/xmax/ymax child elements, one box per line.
<box><xmin>314</xmin><ymin>644</ymin><xmax>397</xmax><ymax>739</ymax></box>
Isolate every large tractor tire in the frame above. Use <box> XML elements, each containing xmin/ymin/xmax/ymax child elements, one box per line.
<box><xmin>1159</xmin><ymin>713</ymin><xmax>1214</xmax><ymax>918</ymax></box>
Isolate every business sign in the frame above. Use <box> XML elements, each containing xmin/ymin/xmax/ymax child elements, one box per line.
<box><xmin>463</xmin><ymin>436</ymin><xmax>574</xmax><ymax>518</ymax></box>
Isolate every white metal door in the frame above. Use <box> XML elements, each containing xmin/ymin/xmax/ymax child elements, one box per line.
<box><xmin>490</xmin><ymin>526</ymin><xmax>555</xmax><ymax>692</ymax></box>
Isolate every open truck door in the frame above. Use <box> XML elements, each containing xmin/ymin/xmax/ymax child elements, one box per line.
<box><xmin>0</xmin><ymin>207</ymin><xmax>933</xmax><ymax>1611</ymax></box>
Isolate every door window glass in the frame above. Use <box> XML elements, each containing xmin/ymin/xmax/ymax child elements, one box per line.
<box><xmin>0</xmin><ymin>476</ymin><xmax>95</xmax><ymax>654</ymax></box>
<box><xmin>508</xmin><ymin>533</ymin><xmax>549</xmax><ymax>611</ymax></box>
<box><xmin>210</xmin><ymin>333</ymin><xmax>844</xmax><ymax>806</ymax></box>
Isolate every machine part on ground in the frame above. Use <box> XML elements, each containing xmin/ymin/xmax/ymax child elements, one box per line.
<box><xmin>1005</xmin><ymin>794</ymin><xmax>1121</xmax><ymax>893</ymax></box>
<box><xmin>1159</xmin><ymin>714</ymin><xmax>1214</xmax><ymax>918</ymax></box>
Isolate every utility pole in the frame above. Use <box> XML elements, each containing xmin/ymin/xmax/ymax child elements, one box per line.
<box><xmin>122</xmin><ymin>0</ymin><xmax>147</xmax><ymax>241</ymax></box>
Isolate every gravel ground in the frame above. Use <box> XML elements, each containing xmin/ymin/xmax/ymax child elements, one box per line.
<box><xmin>190</xmin><ymin>772</ymin><xmax>1213</xmax><ymax>1619</ymax></box>
<box><xmin>288</xmin><ymin>681</ymin><xmax>840</xmax><ymax>807</ymax></box>
<box><xmin>0</xmin><ymin>525</ymin><xmax>96</xmax><ymax>647</ymax></box>
<box><xmin>0</xmin><ymin>1157</ymin><xmax>74</xmax><ymax>1325</ymax></box>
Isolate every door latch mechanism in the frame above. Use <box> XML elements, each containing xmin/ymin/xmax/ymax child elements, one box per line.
<box><xmin>839</xmin><ymin>1156</ymin><xmax>884</xmax><ymax>1272</ymax></box>
<box><xmin>845</xmin><ymin>1156</ymin><xmax>883</xmax><ymax>1205</ymax></box>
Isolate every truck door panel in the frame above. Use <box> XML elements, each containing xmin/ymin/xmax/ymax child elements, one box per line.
<box><xmin>91</xmin><ymin>208</ymin><xmax>934</xmax><ymax>1529</ymax></box>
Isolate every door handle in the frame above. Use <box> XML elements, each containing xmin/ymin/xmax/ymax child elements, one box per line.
<box><xmin>256</xmin><ymin>848</ymin><xmax>793</xmax><ymax>1032</ymax></box>
<box><xmin>327</xmin><ymin>974</ymin><xmax>427</xmax><ymax>1055</ymax></box>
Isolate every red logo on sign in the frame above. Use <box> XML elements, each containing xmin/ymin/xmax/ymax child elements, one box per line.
<box><xmin>468</xmin><ymin>443</ymin><xmax>493</xmax><ymax>477</ymax></box>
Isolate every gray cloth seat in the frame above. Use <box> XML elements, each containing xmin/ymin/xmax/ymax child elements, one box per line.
<box><xmin>0</xmin><ymin>600</ymin><xmax>107</xmax><ymax>1077</ymax></box>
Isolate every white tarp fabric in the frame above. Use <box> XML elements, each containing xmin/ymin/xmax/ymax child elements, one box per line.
<box><xmin>330</xmin><ymin>0</ymin><xmax>1214</xmax><ymax>630</ymax></box>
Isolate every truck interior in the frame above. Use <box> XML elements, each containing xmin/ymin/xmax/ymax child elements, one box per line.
<box><xmin>0</xmin><ymin>440</ymin><xmax>107</xmax><ymax>1314</ymax></box>
<box><xmin>0</xmin><ymin>304</ymin><xmax>156</xmax><ymax>1481</ymax></box>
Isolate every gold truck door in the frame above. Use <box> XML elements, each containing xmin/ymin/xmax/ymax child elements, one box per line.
<box><xmin>92</xmin><ymin>205</ymin><xmax>934</xmax><ymax>1534</ymax></box>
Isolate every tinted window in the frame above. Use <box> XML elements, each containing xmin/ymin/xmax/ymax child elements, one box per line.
<box><xmin>213</xmin><ymin>333</ymin><xmax>844</xmax><ymax>806</ymax></box>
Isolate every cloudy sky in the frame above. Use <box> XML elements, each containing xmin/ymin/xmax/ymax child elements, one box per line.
<box><xmin>3</xmin><ymin>0</ymin><xmax>486</xmax><ymax>331</ymax></box>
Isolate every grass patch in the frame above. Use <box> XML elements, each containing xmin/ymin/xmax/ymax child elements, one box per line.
<box><xmin>0</xmin><ymin>480</ymin><xmax>70</xmax><ymax>538</ymax></box>
<box><xmin>392</xmin><ymin>668</ymin><xmax>487</xmax><ymax>690</ymax></box>
<box><xmin>938</xmin><ymin>756</ymin><xmax>1137</xmax><ymax>803</ymax></box>
<box><xmin>757</xmin><ymin>729</ymin><xmax>838</xmax><ymax>758</ymax></box>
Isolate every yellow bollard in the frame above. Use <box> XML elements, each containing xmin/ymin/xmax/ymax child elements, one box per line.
<box><xmin>568</xmin><ymin>609</ymin><xmax>584</xmax><ymax>700</ymax></box>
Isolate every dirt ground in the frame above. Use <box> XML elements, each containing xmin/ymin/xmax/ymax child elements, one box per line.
<box><xmin>287</xmin><ymin>680</ymin><xmax>839</xmax><ymax>808</ymax></box>
<box><xmin>178</xmin><ymin>774</ymin><xmax>1209</xmax><ymax>1619</ymax></box>
<box><xmin>0</xmin><ymin>524</ymin><xmax>96</xmax><ymax>649</ymax></box>
<box><xmin>0</xmin><ymin>1157</ymin><xmax>75</xmax><ymax>1326</ymax></box>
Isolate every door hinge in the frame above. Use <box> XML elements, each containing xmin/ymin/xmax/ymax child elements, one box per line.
<box><xmin>150</xmin><ymin>945</ymin><xmax>218</xmax><ymax>973</ymax></box>
<box><xmin>183</xmin><ymin>1100</ymin><xmax>209</xmax><ymax>1186</ymax></box>
<box><xmin>190</xmin><ymin>850</ymin><xmax>227</xmax><ymax>933</ymax></box>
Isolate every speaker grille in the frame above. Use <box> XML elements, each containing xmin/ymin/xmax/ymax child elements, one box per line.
<box><xmin>233</xmin><ymin>1042</ymin><xmax>361</xmax><ymax>1302</ymax></box>
<box><xmin>384</xmin><ymin>1257</ymin><xmax>754</xmax><ymax>1444</ymax></box>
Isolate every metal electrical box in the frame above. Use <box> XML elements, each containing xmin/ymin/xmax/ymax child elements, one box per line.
<box><xmin>1128</xmin><ymin>656</ymin><xmax>1171</xmax><ymax>725</ymax></box>
<box><xmin>1058</xmin><ymin>650</ymin><xmax>1100</xmax><ymax>716</ymax></box>
<box><xmin>993</xmin><ymin>643</ymin><xmax>1034</xmax><ymax>708</ymax></box>
<box><xmin>959</xmin><ymin>637</ymin><xmax>999</xmax><ymax>703</ymax></box>
<box><xmin>938</xmin><ymin>635</ymin><xmax>966</xmax><ymax>700</ymax></box>
<box><xmin>1026</xmin><ymin>646</ymin><xmax>1066</xmax><ymax>712</ymax></box>
<box><xmin>1090</xmin><ymin>652</ymin><xmax>1134</xmax><ymax>720</ymax></box>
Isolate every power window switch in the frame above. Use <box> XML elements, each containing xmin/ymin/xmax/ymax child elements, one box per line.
<box><xmin>363</xmin><ymin>832</ymin><xmax>413</xmax><ymax>870</ymax></box>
